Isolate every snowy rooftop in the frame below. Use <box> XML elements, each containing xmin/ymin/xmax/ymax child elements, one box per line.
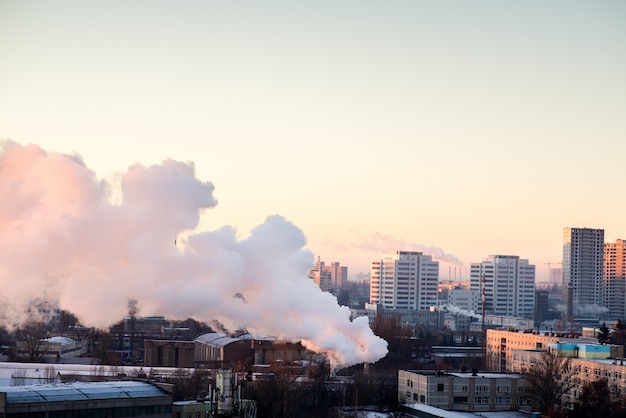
<box><xmin>194</xmin><ymin>332</ymin><xmax>246</xmax><ymax>347</ymax></box>
<box><xmin>0</xmin><ymin>381</ymin><xmax>169</xmax><ymax>404</ymax></box>
<box><xmin>44</xmin><ymin>336</ymin><xmax>78</xmax><ymax>345</ymax></box>
<box><xmin>404</xmin><ymin>403</ymin><xmax>529</xmax><ymax>417</ymax></box>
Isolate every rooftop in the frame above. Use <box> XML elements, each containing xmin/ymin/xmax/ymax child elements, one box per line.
<box><xmin>44</xmin><ymin>336</ymin><xmax>78</xmax><ymax>345</ymax></box>
<box><xmin>0</xmin><ymin>381</ymin><xmax>169</xmax><ymax>404</ymax></box>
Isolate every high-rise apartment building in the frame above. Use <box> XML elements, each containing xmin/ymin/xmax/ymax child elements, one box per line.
<box><xmin>469</xmin><ymin>255</ymin><xmax>535</xmax><ymax>318</ymax></box>
<box><xmin>562</xmin><ymin>227</ymin><xmax>605</xmax><ymax>319</ymax></box>
<box><xmin>534</xmin><ymin>289</ymin><xmax>549</xmax><ymax>326</ymax></box>
<box><xmin>604</xmin><ymin>239</ymin><xmax>626</xmax><ymax>320</ymax></box>
<box><xmin>326</xmin><ymin>261</ymin><xmax>347</xmax><ymax>289</ymax></box>
<box><xmin>370</xmin><ymin>251</ymin><xmax>439</xmax><ymax>311</ymax></box>
<box><xmin>308</xmin><ymin>258</ymin><xmax>347</xmax><ymax>293</ymax></box>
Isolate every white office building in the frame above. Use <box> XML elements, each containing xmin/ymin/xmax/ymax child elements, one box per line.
<box><xmin>370</xmin><ymin>251</ymin><xmax>439</xmax><ymax>311</ymax></box>
<box><xmin>469</xmin><ymin>255</ymin><xmax>535</xmax><ymax>319</ymax></box>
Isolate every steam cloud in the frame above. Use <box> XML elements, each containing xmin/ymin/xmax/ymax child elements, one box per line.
<box><xmin>352</xmin><ymin>232</ymin><xmax>463</xmax><ymax>265</ymax></box>
<box><xmin>444</xmin><ymin>304</ymin><xmax>482</xmax><ymax>320</ymax></box>
<box><xmin>0</xmin><ymin>142</ymin><xmax>388</xmax><ymax>366</ymax></box>
<box><xmin>576</xmin><ymin>304</ymin><xmax>609</xmax><ymax>316</ymax></box>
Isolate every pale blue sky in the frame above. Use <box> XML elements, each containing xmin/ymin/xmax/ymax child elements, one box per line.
<box><xmin>1</xmin><ymin>1</ymin><xmax>625</xmax><ymax>279</ymax></box>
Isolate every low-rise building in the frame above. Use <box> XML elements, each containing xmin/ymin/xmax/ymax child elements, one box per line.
<box><xmin>0</xmin><ymin>381</ymin><xmax>172</xmax><ymax>417</ymax></box>
<box><xmin>144</xmin><ymin>340</ymin><xmax>195</xmax><ymax>368</ymax></box>
<box><xmin>16</xmin><ymin>336</ymin><xmax>86</xmax><ymax>361</ymax></box>
<box><xmin>398</xmin><ymin>370</ymin><xmax>531</xmax><ymax>413</ymax></box>
<box><xmin>486</xmin><ymin>329</ymin><xmax>623</xmax><ymax>372</ymax></box>
<box><xmin>511</xmin><ymin>347</ymin><xmax>626</xmax><ymax>409</ymax></box>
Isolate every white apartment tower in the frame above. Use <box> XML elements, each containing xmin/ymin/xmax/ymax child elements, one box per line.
<box><xmin>370</xmin><ymin>251</ymin><xmax>439</xmax><ymax>311</ymax></box>
<box><xmin>469</xmin><ymin>255</ymin><xmax>535</xmax><ymax>318</ymax></box>
<box><xmin>562</xmin><ymin>227</ymin><xmax>605</xmax><ymax>319</ymax></box>
<box><xmin>604</xmin><ymin>239</ymin><xmax>626</xmax><ymax>320</ymax></box>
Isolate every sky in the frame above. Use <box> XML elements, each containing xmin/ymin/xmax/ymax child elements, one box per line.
<box><xmin>1</xmin><ymin>0</ymin><xmax>625</xmax><ymax>283</ymax></box>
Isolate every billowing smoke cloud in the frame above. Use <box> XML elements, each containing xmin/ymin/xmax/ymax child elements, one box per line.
<box><xmin>351</xmin><ymin>232</ymin><xmax>463</xmax><ymax>265</ymax></box>
<box><xmin>0</xmin><ymin>141</ymin><xmax>388</xmax><ymax>366</ymax></box>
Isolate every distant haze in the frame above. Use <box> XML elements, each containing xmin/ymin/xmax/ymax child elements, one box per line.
<box><xmin>0</xmin><ymin>142</ymin><xmax>388</xmax><ymax>367</ymax></box>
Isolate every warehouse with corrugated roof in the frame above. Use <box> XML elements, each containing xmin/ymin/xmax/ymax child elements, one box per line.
<box><xmin>0</xmin><ymin>380</ymin><xmax>172</xmax><ymax>418</ymax></box>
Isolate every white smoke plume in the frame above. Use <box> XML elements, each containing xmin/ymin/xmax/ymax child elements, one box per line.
<box><xmin>444</xmin><ymin>304</ymin><xmax>482</xmax><ymax>320</ymax></box>
<box><xmin>0</xmin><ymin>141</ymin><xmax>388</xmax><ymax>367</ymax></box>
<box><xmin>576</xmin><ymin>304</ymin><xmax>609</xmax><ymax>317</ymax></box>
<box><xmin>350</xmin><ymin>232</ymin><xmax>463</xmax><ymax>266</ymax></box>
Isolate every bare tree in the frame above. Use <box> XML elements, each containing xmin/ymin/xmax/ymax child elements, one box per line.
<box><xmin>11</xmin><ymin>369</ymin><xmax>28</xmax><ymax>386</ymax></box>
<box><xmin>16</xmin><ymin>320</ymin><xmax>48</xmax><ymax>362</ymax></box>
<box><xmin>59</xmin><ymin>309</ymin><xmax>80</xmax><ymax>332</ymax></box>
<box><xmin>43</xmin><ymin>366</ymin><xmax>58</xmax><ymax>383</ymax></box>
<box><xmin>524</xmin><ymin>350</ymin><xmax>575</xmax><ymax>415</ymax></box>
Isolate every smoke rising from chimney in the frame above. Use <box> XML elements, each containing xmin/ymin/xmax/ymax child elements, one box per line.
<box><xmin>0</xmin><ymin>141</ymin><xmax>388</xmax><ymax>366</ymax></box>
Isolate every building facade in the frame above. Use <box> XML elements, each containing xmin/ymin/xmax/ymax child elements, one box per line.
<box><xmin>144</xmin><ymin>340</ymin><xmax>195</xmax><ymax>368</ymax></box>
<box><xmin>308</xmin><ymin>258</ymin><xmax>347</xmax><ymax>293</ymax></box>
<box><xmin>446</xmin><ymin>287</ymin><xmax>480</xmax><ymax>314</ymax></box>
<box><xmin>486</xmin><ymin>329</ymin><xmax>623</xmax><ymax>373</ymax></box>
<box><xmin>469</xmin><ymin>255</ymin><xmax>535</xmax><ymax>319</ymax></box>
<box><xmin>485</xmin><ymin>329</ymin><xmax>561</xmax><ymax>372</ymax></box>
<box><xmin>398</xmin><ymin>370</ymin><xmax>531</xmax><ymax>413</ymax></box>
<box><xmin>509</xmin><ymin>342</ymin><xmax>626</xmax><ymax>410</ymax></box>
<box><xmin>562</xmin><ymin>227</ymin><xmax>605</xmax><ymax>319</ymax></box>
<box><xmin>534</xmin><ymin>289</ymin><xmax>549</xmax><ymax>326</ymax></box>
<box><xmin>370</xmin><ymin>251</ymin><xmax>439</xmax><ymax>311</ymax></box>
<box><xmin>604</xmin><ymin>239</ymin><xmax>626</xmax><ymax>320</ymax></box>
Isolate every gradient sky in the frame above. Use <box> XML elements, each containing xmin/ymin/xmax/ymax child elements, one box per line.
<box><xmin>1</xmin><ymin>1</ymin><xmax>625</xmax><ymax>281</ymax></box>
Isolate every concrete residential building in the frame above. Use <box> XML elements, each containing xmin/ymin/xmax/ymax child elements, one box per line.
<box><xmin>370</xmin><ymin>251</ymin><xmax>439</xmax><ymax>311</ymax></box>
<box><xmin>604</xmin><ymin>239</ymin><xmax>626</xmax><ymax>320</ymax></box>
<box><xmin>485</xmin><ymin>329</ymin><xmax>561</xmax><ymax>372</ymax></box>
<box><xmin>509</xmin><ymin>341</ymin><xmax>626</xmax><ymax>410</ymax></box>
<box><xmin>398</xmin><ymin>370</ymin><xmax>531</xmax><ymax>413</ymax></box>
<box><xmin>562</xmin><ymin>227</ymin><xmax>605</xmax><ymax>319</ymax></box>
<box><xmin>534</xmin><ymin>289</ymin><xmax>549</xmax><ymax>326</ymax></box>
<box><xmin>308</xmin><ymin>258</ymin><xmax>347</xmax><ymax>293</ymax></box>
<box><xmin>469</xmin><ymin>255</ymin><xmax>535</xmax><ymax>319</ymax></box>
<box><xmin>486</xmin><ymin>329</ymin><xmax>623</xmax><ymax>373</ymax></box>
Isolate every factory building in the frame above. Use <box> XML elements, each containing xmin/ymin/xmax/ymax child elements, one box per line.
<box><xmin>0</xmin><ymin>381</ymin><xmax>172</xmax><ymax>418</ymax></box>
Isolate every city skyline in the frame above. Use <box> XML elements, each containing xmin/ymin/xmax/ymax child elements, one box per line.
<box><xmin>1</xmin><ymin>1</ymin><xmax>625</xmax><ymax>282</ymax></box>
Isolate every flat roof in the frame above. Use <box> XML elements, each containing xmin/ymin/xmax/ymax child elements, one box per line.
<box><xmin>404</xmin><ymin>404</ymin><xmax>529</xmax><ymax>418</ymax></box>
<box><xmin>403</xmin><ymin>370</ymin><xmax>522</xmax><ymax>379</ymax></box>
<box><xmin>0</xmin><ymin>381</ymin><xmax>169</xmax><ymax>404</ymax></box>
<box><xmin>447</xmin><ymin>372</ymin><xmax>523</xmax><ymax>379</ymax></box>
